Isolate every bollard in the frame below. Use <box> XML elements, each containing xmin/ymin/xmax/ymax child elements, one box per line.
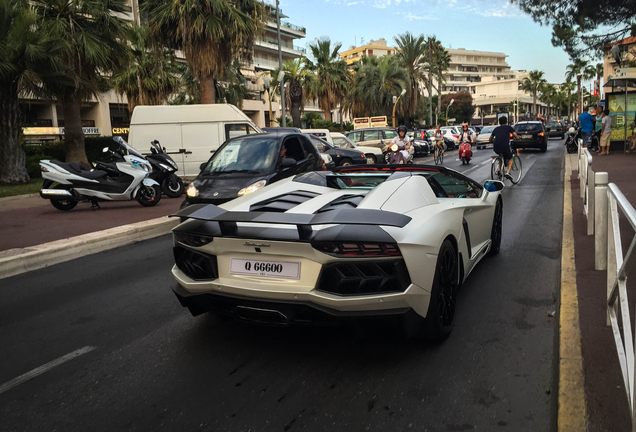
<box><xmin>580</xmin><ymin>151</ymin><xmax>585</xmax><ymax>199</ymax></box>
<box><xmin>595</xmin><ymin>172</ymin><xmax>609</xmax><ymax>270</ymax></box>
<box><xmin>587</xmin><ymin>164</ymin><xmax>595</xmax><ymax>235</ymax></box>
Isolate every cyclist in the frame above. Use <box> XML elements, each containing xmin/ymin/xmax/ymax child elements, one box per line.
<box><xmin>383</xmin><ymin>125</ymin><xmax>411</xmax><ymax>164</ymax></box>
<box><xmin>433</xmin><ymin>125</ymin><xmax>444</xmax><ymax>161</ymax></box>
<box><xmin>489</xmin><ymin>116</ymin><xmax>520</xmax><ymax>180</ymax></box>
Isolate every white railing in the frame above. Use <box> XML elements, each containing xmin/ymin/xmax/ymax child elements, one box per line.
<box><xmin>577</xmin><ymin>140</ymin><xmax>595</xmax><ymax>235</ymax></box>
<box><xmin>605</xmin><ymin>183</ymin><xmax>636</xmax><ymax>428</ymax></box>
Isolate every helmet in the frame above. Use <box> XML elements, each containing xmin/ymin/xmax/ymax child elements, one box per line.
<box><xmin>568</xmin><ymin>127</ymin><xmax>576</xmax><ymax>134</ymax></box>
<box><xmin>397</xmin><ymin>125</ymin><xmax>407</xmax><ymax>134</ymax></box>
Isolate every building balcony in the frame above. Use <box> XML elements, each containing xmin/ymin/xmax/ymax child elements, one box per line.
<box><xmin>255</xmin><ymin>37</ymin><xmax>305</xmax><ymax>56</ymax></box>
<box><xmin>247</xmin><ymin>57</ymin><xmax>281</xmax><ymax>71</ymax></box>
<box><xmin>265</xmin><ymin>20</ymin><xmax>306</xmax><ymax>38</ymax></box>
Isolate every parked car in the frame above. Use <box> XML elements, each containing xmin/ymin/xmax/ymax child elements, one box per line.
<box><xmin>262</xmin><ymin>127</ymin><xmax>302</xmax><ymax>133</ymax></box>
<box><xmin>473</xmin><ymin>126</ymin><xmax>484</xmax><ymax>135</ymax></box>
<box><xmin>301</xmin><ymin>129</ymin><xmax>335</xmax><ymax>144</ymax></box>
<box><xmin>512</xmin><ymin>121</ymin><xmax>548</xmax><ymax>152</ymax></box>
<box><xmin>181</xmin><ymin>132</ymin><xmax>323</xmax><ymax>207</ymax></box>
<box><xmin>344</xmin><ymin>127</ymin><xmax>399</xmax><ymax>150</ymax></box>
<box><xmin>475</xmin><ymin>126</ymin><xmax>496</xmax><ymax>149</ymax></box>
<box><xmin>545</xmin><ymin>121</ymin><xmax>566</xmax><ymax>139</ymax></box>
<box><xmin>307</xmin><ymin>135</ymin><xmax>367</xmax><ymax>167</ymax></box>
<box><xmin>331</xmin><ymin>132</ymin><xmax>384</xmax><ymax>164</ymax></box>
<box><xmin>411</xmin><ymin>139</ymin><xmax>430</xmax><ymax>157</ymax></box>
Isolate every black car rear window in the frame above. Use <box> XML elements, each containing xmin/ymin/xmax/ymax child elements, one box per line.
<box><xmin>515</xmin><ymin>123</ymin><xmax>543</xmax><ymax>133</ymax></box>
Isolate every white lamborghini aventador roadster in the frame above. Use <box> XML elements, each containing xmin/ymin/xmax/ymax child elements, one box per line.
<box><xmin>170</xmin><ymin>165</ymin><xmax>504</xmax><ymax>341</ymax></box>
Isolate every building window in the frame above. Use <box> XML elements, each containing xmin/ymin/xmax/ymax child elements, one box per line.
<box><xmin>368</xmin><ymin>49</ymin><xmax>373</xmax><ymax>55</ymax></box>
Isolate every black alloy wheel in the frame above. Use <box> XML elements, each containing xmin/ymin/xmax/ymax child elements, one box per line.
<box><xmin>44</xmin><ymin>180</ymin><xmax>78</xmax><ymax>211</ymax></box>
<box><xmin>136</xmin><ymin>184</ymin><xmax>162</xmax><ymax>207</ymax></box>
<box><xmin>423</xmin><ymin>239</ymin><xmax>459</xmax><ymax>341</ymax></box>
<box><xmin>163</xmin><ymin>176</ymin><xmax>184</xmax><ymax>198</ymax></box>
<box><xmin>488</xmin><ymin>198</ymin><xmax>503</xmax><ymax>256</ymax></box>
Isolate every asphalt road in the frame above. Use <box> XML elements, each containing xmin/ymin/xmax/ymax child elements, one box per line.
<box><xmin>0</xmin><ymin>138</ymin><xmax>565</xmax><ymax>432</ymax></box>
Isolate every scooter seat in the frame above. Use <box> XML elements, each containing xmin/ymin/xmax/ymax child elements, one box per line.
<box><xmin>50</xmin><ymin>160</ymin><xmax>107</xmax><ymax>180</ymax></box>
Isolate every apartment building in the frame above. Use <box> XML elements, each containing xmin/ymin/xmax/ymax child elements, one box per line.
<box><xmin>441</xmin><ymin>48</ymin><xmax>514</xmax><ymax>93</ymax></box>
<box><xmin>603</xmin><ymin>36</ymin><xmax>636</xmax><ymax>94</ymax></box>
<box><xmin>339</xmin><ymin>39</ymin><xmax>397</xmax><ymax>66</ymax></box>
<box><xmin>469</xmin><ymin>72</ymin><xmax>557</xmax><ymax>125</ymax></box>
<box><xmin>21</xmin><ymin>1</ymin><xmax>308</xmax><ymax>142</ymax></box>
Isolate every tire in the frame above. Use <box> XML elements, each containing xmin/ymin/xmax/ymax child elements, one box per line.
<box><xmin>365</xmin><ymin>154</ymin><xmax>376</xmax><ymax>164</ymax></box>
<box><xmin>383</xmin><ymin>152</ymin><xmax>391</xmax><ymax>164</ymax></box>
<box><xmin>510</xmin><ymin>155</ymin><xmax>523</xmax><ymax>184</ymax></box>
<box><xmin>163</xmin><ymin>175</ymin><xmax>184</xmax><ymax>198</ymax></box>
<box><xmin>422</xmin><ymin>239</ymin><xmax>459</xmax><ymax>341</ymax></box>
<box><xmin>136</xmin><ymin>184</ymin><xmax>162</xmax><ymax>207</ymax></box>
<box><xmin>46</xmin><ymin>182</ymin><xmax>78</xmax><ymax>211</ymax></box>
<box><xmin>540</xmin><ymin>142</ymin><xmax>547</xmax><ymax>153</ymax></box>
<box><xmin>491</xmin><ymin>158</ymin><xmax>503</xmax><ymax>181</ymax></box>
<box><xmin>561</xmin><ymin>134</ymin><xmax>565</xmax><ymax>139</ymax></box>
<box><xmin>339</xmin><ymin>158</ymin><xmax>353</xmax><ymax>167</ymax></box>
<box><xmin>487</xmin><ymin>198</ymin><xmax>503</xmax><ymax>256</ymax></box>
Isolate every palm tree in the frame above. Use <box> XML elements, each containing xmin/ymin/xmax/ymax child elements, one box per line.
<box><xmin>584</xmin><ymin>62</ymin><xmax>603</xmax><ymax>105</ymax></box>
<box><xmin>540</xmin><ymin>83</ymin><xmax>556</xmax><ymax>119</ymax></box>
<box><xmin>356</xmin><ymin>55</ymin><xmax>408</xmax><ymax>116</ymax></box>
<box><xmin>341</xmin><ymin>55</ymin><xmax>378</xmax><ymax>118</ymax></box>
<box><xmin>306</xmin><ymin>38</ymin><xmax>348</xmax><ymax>122</ymax></box>
<box><xmin>0</xmin><ymin>0</ymin><xmax>60</xmax><ymax>183</ymax></box>
<box><xmin>522</xmin><ymin>70</ymin><xmax>547</xmax><ymax>119</ymax></box>
<box><xmin>35</xmin><ymin>0</ymin><xmax>130</xmax><ymax>166</ymax></box>
<box><xmin>143</xmin><ymin>0</ymin><xmax>266</xmax><ymax>104</ymax></box>
<box><xmin>394</xmin><ymin>32</ymin><xmax>427</xmax><ymax>127</ymax></box>
<box><xmin>272</xmin><ymin>58</ymin><xmax>315</xmax><ymax>127</ymax></box>
<box><xmin>565</xmin><ymin>58</ymin><xmax>588</xmax><ymax>118</ymax></box>
<box><xmin>423</xmin><ymin>36</ymin><xmax>444</xmax><ymax>126</ymax></box>
<box><xmin>110</xmin><ymin>25</ymin><xmax>181</xmax><ymax>114</ymax></box>
<box><xmin>560</xmin><ymin>79</ymin><xmax>575</xmax><ymax>121</ymax></box>
<box><xmin>429</xmin><ymin>43</ymin><xmax>451</xmax><ymax>124</ymax></box>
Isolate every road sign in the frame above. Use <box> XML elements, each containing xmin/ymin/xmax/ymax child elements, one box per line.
<box><xmin>447</xmin><ymin>118</ymin><xmax>456</xmax><ymax>122</ymax></box>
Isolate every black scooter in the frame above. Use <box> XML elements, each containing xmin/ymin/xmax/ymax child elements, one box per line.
<box><xmin>146</xmin><ymin>140</ymin><xmax>184</xmax><ymax>198</ymax></box>
<box><xmin>564</xmin><ymin>127</ymin><xmax>599</xmax><ymax>154</ymax></box>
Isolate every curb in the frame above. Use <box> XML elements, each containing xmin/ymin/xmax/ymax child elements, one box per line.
<box><xmin>558</xmin><ymin>153</ymin><xmax>587</xmax><ymax>431</ymax></box>
<box><xmin>0</xmin><ymin>193</ymin><xmax>39</xmax><ymax>203</ymax></box>
<box><xmin>0</xmin><ymin>216</ymin><xmax>179</xmax><ymax>280</ymax></box>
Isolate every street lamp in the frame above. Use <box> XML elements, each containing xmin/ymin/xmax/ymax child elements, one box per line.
<box><xmin>445</xmin><ymin>99</ymin><xmax>454</xmax><ymax>126</ymax></box>
<box><xmin>277</xmin><ymin>70</ymin><xmax>286</xmax><ymax>126</ymax></box>
<box><xmin>275</xmin><ymin>0</ymin><xmax>285</xmax><ymax>126</ymax></box>
<box><xmin>263</xmin><ymin>75</ymin><xmax>274</xmax><ymax>127</ymax></box>
<box><xmin>392</xmin><ymin>88</ymin><xmax>407</xmax><ymax>128</ymax></box>
<box><xmin>576</xmin><ymin>72</ymin><xmax>582</xmax><ymax>119</ymax></box>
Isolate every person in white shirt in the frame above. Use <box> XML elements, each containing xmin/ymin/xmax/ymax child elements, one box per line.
<box><xmin>598</xmin><ymin>108</ymin><xmax>612</xmax><ymax>155</ymax></box>
<box><xmin>383</xmin><ymin>125</ymin><xmax>411</xmax><ymax>164</ymax></box>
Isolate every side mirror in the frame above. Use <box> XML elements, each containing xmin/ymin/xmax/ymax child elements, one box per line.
<box><xmin>102</xmin><ymin>147</ymin><xmax>109</xmax><ymax>153</ymax></box>
<box><xmin>323</xmin><ymin>145</ymin><xmax>329</xmax><ymax>151</ymax></box>
<box><xmin>484</xmin><ymin>180</ymin><xmax>504</xmax><ymax>192</ymax></box>
<box><xmin>199</xmin><ymin>162</ymin><xmax>207</xmax><ymax>170</ymax></box>
<box><xmin>281</xmin><ymin>157</ymin><xmax>297</xmax><ymax>168</ymax></box>
<box><xmin>380</xmin><ymin>139</ymin><xmax>385</xmax><ymax>145</ymax></box>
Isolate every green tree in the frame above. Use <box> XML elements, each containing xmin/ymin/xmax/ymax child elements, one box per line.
<box><xmin>356</xmin><ymin>55</ymin><xmax>408</xmax><ymax>117</ymax></box>
<box><xmin>584</xmin><ymin>62</ymin><xmax>603</xmax><ymax>106</ymax></box>
<box><xmin>215</xmin><ymin>60</ymin><xmax>251</xmax><ymax>108</ymax></box>
<box><xmin>306</xmin><ymin>38</ymin><xmax>348</xmax><ymax>122</ymax></box>
<box><xmin>143</xmin><ymin>0</ymin><xmax>266</xmax><ymax>104</ymax></box>
<box><xmin>565</xmin><ymin>59</ymin><xmax>587</xmax><ymax>116</ymax></box>
<box><xmin>0</xmin><ymin>0</ymin><xmax>59</xmax><ymax>183</ymax></box>
<box><xmin>169</xmin><ymin>63</ymin><xmax>200</xmax><ymax>105</ymax></box>
<box><xmin>423</xmin><ymin>36</ymin><xmax>444</xmax><ymax>126</ymax></box>
<box><xmin>35</xmin><ymin>0</ymin><xmax>130</xmax><ymax>166</ymax></box>
<box><xmin>540</xmin><ymin>83</ymin><xmax>557</xmax><ymax>118</ymax></box>
<box><xmin>110</xmin><ymin>25</ymin><xmax>181</xmax><ymax>114</ymax></box>
<box><xmin>522</xmin><ymin>70</ymin><xmax>547</xmax><ymax>119</ymax></box>
<box><xmin>560</xmin><ymin>79</ymin><xmax>575</xmax><ymax>121</ymax></box>
<box><xmin>341</xmin><ymin>55</ymin><xmax>377</xmax><ymax>119</ymax></box>
<box><xmin>301</xmin><ymin>112</ymin><xmax>322</xmax><ymax>128</ymax></box>
<box><xmin>394</xmin><ymin>32</ymin><xmax>427</xmax><ymax>127</ymax></box>
<box><xmin>273</xmin><ymin>58</ymin><xmax>316</xmax><ymax>127</ymax></box>
<box><xmin>440</xmin><ymin>91</ymin><xmax>475</xmax><ymax>124</ymax></box>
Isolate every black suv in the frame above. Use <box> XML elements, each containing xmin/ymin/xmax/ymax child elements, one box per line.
<box><xmin>182</xmin><ymin>132</ymin><xmax>323</xmax><ymax>207</ymax></box>
<box><xmin>512</xmin><ymin>121</ymin><xmax>548</xmax><ymax>152</ymax></box>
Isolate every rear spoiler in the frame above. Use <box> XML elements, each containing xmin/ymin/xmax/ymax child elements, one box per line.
<box><xmin>172</xmin><ymin>204</ymin><xmax>411</xmax><ymax>239</ymax></box>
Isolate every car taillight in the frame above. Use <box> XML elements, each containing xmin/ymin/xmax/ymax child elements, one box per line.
<box><xmin>174</xmin><ymin>232</ymin><xmax>214</xmax><ymax>247</ymax></box>
<box><xmin>322</xmin><ymin>159</ymin><xmax>326</xmax><ymax>170</ymax></box>
<box><xmin>539</xmin><ymin>132</ymin><xmax>545</xmax><ymax>137</ymax></box>
<box><xmin>312</xmin><ymin>242</ymin><xmax>401</xmax><ymax>257</ymax></box>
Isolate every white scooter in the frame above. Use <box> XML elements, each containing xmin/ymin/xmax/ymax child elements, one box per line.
<box><xmin>39</xmin><ymin>136</ymin><xmax>161</xmax><ymax>211</ymax></box>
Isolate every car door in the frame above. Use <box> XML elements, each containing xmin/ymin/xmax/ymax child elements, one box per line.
<box><xmin>347</xmin><ymin>131</ymin><xmax>362</xmax><ymax>143</ymax></box>
<box><xmin>361</xmin><ymin>129</ymin><xmax>383</xmax><ymax>149</ymax></box>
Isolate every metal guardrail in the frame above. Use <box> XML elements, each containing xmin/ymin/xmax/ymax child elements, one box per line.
<box><xmin>576</xmin><ymin>139</ymin><xmax>636</xmax><ymax>427</ymax></box>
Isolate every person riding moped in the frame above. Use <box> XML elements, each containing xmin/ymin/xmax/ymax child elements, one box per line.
<box><xmin>459</xmin><ymin>123</ymin><xmax>474</xmax><ymax>145</ymax></box>
<box><xmin>383</xmin><ymin>125</ymin><xmax>411</xmax><ymax>164</ymax></box>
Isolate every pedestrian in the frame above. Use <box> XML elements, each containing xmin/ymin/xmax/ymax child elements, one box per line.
<box><xmin>594</xmin><ymin>106</ymin><xmax>603</xmax><ymax>146</ymax></box>
<box><xmin>598</xmin><ymin>108</ymin><xmax>612</xmax><ymax>155</ymax></box>
<box><xmin>579</xmin><ymin>106</ymin><xmax>595</xmax><ymax>148</ymax></box>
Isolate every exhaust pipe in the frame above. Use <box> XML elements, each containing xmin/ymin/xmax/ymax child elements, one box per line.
<box><xmin>40</xmin><ymin>189</ymin><xmax>76</xmax><ymax>200</ymax></box>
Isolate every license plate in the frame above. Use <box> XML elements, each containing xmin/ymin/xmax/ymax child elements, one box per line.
<box><xmin>230</xmin><ymin>258</ymin><xmax>301</xmax><ymax>279</ymax></box>
<box><xmin>522</xmin><ymin>134</ymin><xmax>532</xmax><ymax>139</ymax></box>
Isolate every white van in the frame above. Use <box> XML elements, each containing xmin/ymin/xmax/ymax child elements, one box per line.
<box><xmin>300</xmin><ymin>129</ymin><xmax>333</xmax><ymax>144</ymax></box>
<box><xmin>128</xmin><ymin>104</ymin><xmax>261</xmax><ymax>178</ymax></box>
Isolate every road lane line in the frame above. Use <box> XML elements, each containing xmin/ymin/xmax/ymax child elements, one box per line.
<box><xmin>558</xmin><ymin>155</ymin><xmax>586</xmax><ymax>431</ymax></box>
<box><xmin>0</xmin><ymin>346</ymin><xmax>96</xmax><ymax>395</ymax></box>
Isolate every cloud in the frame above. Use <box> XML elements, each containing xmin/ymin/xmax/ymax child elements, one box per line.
<box><xmin>404</xmin><ymin>12</ymin><xmax>440</xmax><ymax>21</ymax></box>
<box><xmin>346</xmin><ymin>1</ymin><xmax>360</xmax><ymax>4</ymax></box>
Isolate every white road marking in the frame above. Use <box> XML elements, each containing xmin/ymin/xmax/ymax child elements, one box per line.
<box><xmin>462</xmin><ymin>158</ymin><xmax>491</xmax><ymax>176</ymax></box>
<box><xmin>0</xmin><ymin>346</ymin><xmax>96</xmax><ymax>395</ymax></box>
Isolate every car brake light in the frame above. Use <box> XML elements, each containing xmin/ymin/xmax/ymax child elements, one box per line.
<box><xmin>312</xmin><ymin>242</ymin><xmax>401</xmax><ymax>257</ymax></box>
<box><xmin>540</xmin><ymin>132</ymin><xmax>545</xmax><ymax>137</ymax></box>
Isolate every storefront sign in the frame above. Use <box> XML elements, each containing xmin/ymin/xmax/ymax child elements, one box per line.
<box><xmin>112</xmin><ymin>127</ymin><xmax>130</xmax><ymax>135</ymax></box>
<box><xmin>59</xmin><ymin>127</ymin><xmax>101</xmax><ymax>135</ymax></box>
<box><xmin>23</xmin><ymin>127</ymin><xmax>60</xmax><ymax>135</ymax></box>
<box><xmin>607</xmin><ymin>92</ymin><xmax>636</xmax><ymax>140</ymax></box>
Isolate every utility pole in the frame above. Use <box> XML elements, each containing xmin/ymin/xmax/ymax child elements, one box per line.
<box><xmin>276</xmin><ymin>0</ymin><xmax>285</xmax><ymax>127</ymax></box>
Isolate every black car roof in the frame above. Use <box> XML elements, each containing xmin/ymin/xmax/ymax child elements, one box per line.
<box><xmin>346</xmin><ymin>127</ymin><xmax>395</xmax><ymax>132</ymax></box>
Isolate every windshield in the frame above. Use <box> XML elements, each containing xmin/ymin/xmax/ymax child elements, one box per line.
<box><xmin>309</xmin><ymin>135</ymin><xmax>333</xmax><ymax>151</ymax></box>
<box><xmin>515</xmin><ymin>123</ymin><xmax>543</xmax><ymax>133</ymax></box>
<box><xmin>480</xmin><ymin>126</ymin><xmax>495</xmax><ymax>134</ymax></box>
<box><xmin>333</xmin><ymin>136</ymin><xmax>357</xmax><ymax>149</ymax></box>
<box><xmin>384</xmin><ymin>130</ymin><xmax>398</xmax><ymax>140</ymax></box>
<box><xmin>113</xmin><ymin>136</ymin><xmax>145</xmax><ymax>159</ymax></box>
<box><xmin>201</xmin><ymin>137</ymin><xmax>279</xmax><ymax>174</ymax></box>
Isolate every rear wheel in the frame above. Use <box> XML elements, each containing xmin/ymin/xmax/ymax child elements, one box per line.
<box><xmin>509</xmin><ymin>155</ymin><xmax>523</xmax><ymax>184</ymax></box>
<box><xmin>45</xmin><ymin>181</ymin><xmax>77</xmax><ymax>211</ymax></box>
<box><xmin>163</xmin><ymin>175</ymin><xmax>184</xmax><ymax>198</ymax></box>
<box><xmin>491</xmin><ymin>158</ymin><xmax>503</xmax><ymax>181</ymax></box>
<box><xmin>423</xmin><ymin>239</ymin><xmax>458</xmax><ymax>341</ymax></box>
<box><xmin>136</xmin><ymin>184</ymin><xmax>162</xmax><ymax>207</ymax></box>
<box><xmin>488</xmin><ymin>199</ymin><xmax>503</xmax><ymax>256</ymax></box>
<box><xmin>540</xmin><ymin>142</ymin><xmax>547</xmax><ymax>152</ymax></box>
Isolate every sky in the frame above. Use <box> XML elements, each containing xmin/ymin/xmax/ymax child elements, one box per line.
<box><xmin>275</xmin><ymin>0</ymin><xmax>591</xmax><ymax>85</ymax></box>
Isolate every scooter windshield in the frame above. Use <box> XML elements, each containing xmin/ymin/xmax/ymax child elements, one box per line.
<box><xmin>113</xmin><ymin>136</ymin><xmax>145</xmax><ymax>159</ymax></box>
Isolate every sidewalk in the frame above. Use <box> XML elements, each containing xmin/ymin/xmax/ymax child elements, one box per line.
<box><xmin>568</xmin><ymin>151</ymin><xmax>636</xmax><ymax>431</ymax></box>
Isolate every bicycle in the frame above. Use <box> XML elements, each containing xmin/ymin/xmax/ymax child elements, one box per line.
<box><xmin>434</xmin><ymin>141</ymin><xmax>445</xmax><ymax>165</ymax></box>
<box><xmin>491</xmin><ymin>151</ymin><xmax>522</xmax><ymax>184</ymax></box>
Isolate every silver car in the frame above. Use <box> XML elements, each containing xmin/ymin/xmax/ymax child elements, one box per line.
<box><xmin>475</xmin><ymin>125</ymin><xmax>496</xmax><ymax>149</ymax></box>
